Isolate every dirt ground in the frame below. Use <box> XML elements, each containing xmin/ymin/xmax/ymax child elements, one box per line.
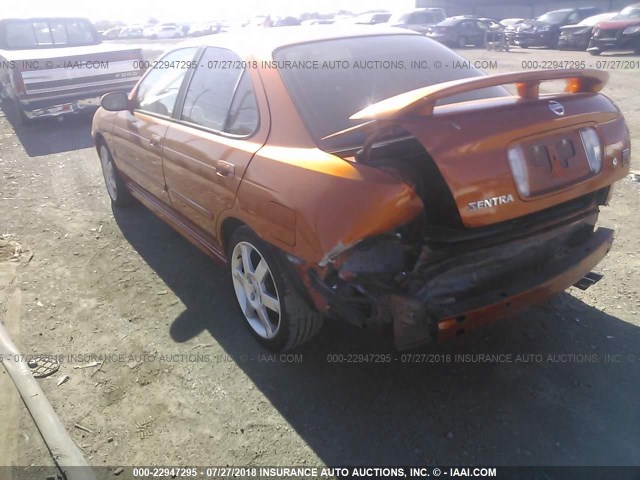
<box><xmin>0</xmin><ymin>45</ymin><xmax>639</xmax><ymax>475</ymax></box>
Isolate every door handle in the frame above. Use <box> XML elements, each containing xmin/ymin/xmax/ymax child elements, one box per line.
<box><xmin>149</xmin><ymin>134</ymin><xmax>162</xmax><ymax>147</ymax></box>
<box><xmin>215</xmin><ymin>160</ymin><xmax>235</xmax><ymax>178</ymax></box>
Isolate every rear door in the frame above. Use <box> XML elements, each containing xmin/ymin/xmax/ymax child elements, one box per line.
<box><xmin>110</xmin><ymin>47</ymin><xmax>198</xmax><ymax>203</ymax></box>
<box><xmin>162</xmin><ymin>47</ymin><xmax>269</xmax><ymax>240</ymax></box>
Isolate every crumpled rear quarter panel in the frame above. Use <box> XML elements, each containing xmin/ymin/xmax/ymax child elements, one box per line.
<box><xmin>232</xmin><ymin>146</ymin><xmax>424</xmax><ymax>263</ymax></box>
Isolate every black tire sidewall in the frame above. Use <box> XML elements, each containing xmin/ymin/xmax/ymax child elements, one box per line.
<box><xmin>98</xmin><ymin>141</ymin><xmax>132</xmax><ymax>207</ymax></box>
<box><xmin>228</xmin><ymin>226</ymin><xmax>293</xmax><ymax>351</ymax></box>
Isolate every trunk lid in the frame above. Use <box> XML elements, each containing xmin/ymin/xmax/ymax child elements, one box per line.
<box><xmin>327</xmin><ymin>69</ymin><xmax>630</xmax><ymax>228</ymax></box>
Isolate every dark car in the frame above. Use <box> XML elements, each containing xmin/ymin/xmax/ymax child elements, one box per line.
<box><xmin>587</xmin><ymin>4</ymin><xmax>640</xmax><ymax>55</ymax></box>
<box><xmin>514</xmin><ymin>7</ymin><xmax>601</xmax><ymax>48</ymax></box>
<box><xmin>426</xmin><ymin>18</ymin><xmax>491</xmax><ymax>47</ymax></box>
<box><xmin>388</xmin><ymin>8</ymin><xmax>446</xmax><ymax>34</ymax></box>
<box><xmin>558</xmin><ymin>12</ymin><xmax>618</xmax><ymax>50</ymax></box>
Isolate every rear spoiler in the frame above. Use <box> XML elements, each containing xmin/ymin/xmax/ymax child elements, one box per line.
<box><xmin>323</xmin><ymin>69</ymin><xmax>608</xmax><ymax>140</ymax></box>
<box><xmin>351</xmin><ymin>69</ymin><xmax>608</xmax><ymax>120</ymax></box>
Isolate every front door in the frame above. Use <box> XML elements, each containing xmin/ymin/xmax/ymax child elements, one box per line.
<box><xmin>110</xmin><ymin>47</ymin><xmax>198</xmax><ymax>203</ymax></box>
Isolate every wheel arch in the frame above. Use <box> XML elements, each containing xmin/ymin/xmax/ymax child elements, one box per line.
<box><xmin>220</xmin><ymin>216</ymin><xmax>247</xmax><ymax>257</ymax></box>
<box><xmin>94</xmin><ymin>132</ymin><xmax>106</xmax><ymax>153</ymax></box>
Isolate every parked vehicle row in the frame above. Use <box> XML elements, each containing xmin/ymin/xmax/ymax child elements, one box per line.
<box><xmin>100</xmin><ymin>23</ymin><xmax>186</xmax><ymax>40</ymax></box>
<box><xmin>587</xmin><ymin>4</ymin><xmax>640</xmax><ymax>54</ymax></box>
<box><xmin>418</xmin><ymin>4</ymin><xmax>640</xmax><ymax>55</ymax></box>
<box><xmin>511</xmin><ymin>4</ymin><xmax>640</xmax><ymax>55</ymax></box>
<box><xmin>513</xmin><ymin>7</ymin><xmax>601</xmax><ymax>49</ymax></box>
<box><xmin>558</xmin><ymin>12</ymin><xmax>618</xmax><ymax>50</ymax></box>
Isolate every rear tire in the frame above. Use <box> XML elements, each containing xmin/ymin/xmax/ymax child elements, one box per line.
<box><xmin>589</xmin><ymin>49</ymin><xmax>602</xmax><ymax>56</ymax></box>
<box><xmin>98</xmin><ymin>141</ymin><xmax>134</xmax><ymax>208</ymax></box>
<box><xmin>457</xmin><ymin>36</ymin><xmax>467</xmax><ymax>48</ymax></box>
<box><xmin>228</xmin><ymin>226</ymin><xmax>324</xmax><ymax>351</ymax></box>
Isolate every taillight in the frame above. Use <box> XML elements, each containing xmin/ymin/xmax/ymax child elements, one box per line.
<box><xmin>10</xmin><ymin>70</ymin><xmax>25</xmax><ymax>95</ymax></box>
<box><xmin>579</xmin><ymin>127</ymin><xmax>603</xmax><ymax>173</ymax></box>
<box><xmin>507</xmin><ymin>145</ymin><xmax>530</xmax><ymax>197</ymax></box>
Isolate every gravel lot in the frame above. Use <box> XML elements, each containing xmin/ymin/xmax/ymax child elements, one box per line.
<box><xmin>0</xmin><ymin>44</ymin><xmax>639</xmax><ymax>474</ymax></box>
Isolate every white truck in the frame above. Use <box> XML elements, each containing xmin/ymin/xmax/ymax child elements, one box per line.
<box><xmin>0</xmin><ymin>17</ymin><xmax>144</xmax><ymax>124</ymax></box>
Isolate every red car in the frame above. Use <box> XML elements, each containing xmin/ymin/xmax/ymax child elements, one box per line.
<box><xmin>588</xmin><ymin>3</ymin><xmax>640</xmax><ymax>54</ymax></box>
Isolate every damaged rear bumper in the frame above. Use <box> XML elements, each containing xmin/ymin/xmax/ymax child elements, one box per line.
<box><xmin>420</xmin><ymin>227</ymin><xmax>612</xmax><ymax>347</ymax></box>
<box><xmin>307</xmin><ymin>221</ymin><xmax>613</xmax><ymax>350</ymax></box>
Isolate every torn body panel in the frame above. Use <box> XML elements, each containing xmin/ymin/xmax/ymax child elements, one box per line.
<box><xmin>233</xmin><ymin>146</ymin><xmax>425</xmax><ymax>264</ymax></box>
<box><xmin>306</xmin><ymin>193</ymin><xmax>613</xmax><ymax>350</ymax></box>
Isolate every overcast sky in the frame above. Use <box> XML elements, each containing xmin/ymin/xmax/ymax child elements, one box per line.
<box><xmin>4</xmin><ymin>0</ymin><xmax>416</xmax><ymax>23</ymax></box>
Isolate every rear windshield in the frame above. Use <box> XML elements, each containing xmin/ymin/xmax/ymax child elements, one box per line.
<box><xmin>0</xmin><ymin>18</ymin><xmax>100</xmax><ymax>49</ymax></box>
<box><xmin>274</xmin><ymin>34</ymin><xmax>507</xmax><ymax>151</ymax></box>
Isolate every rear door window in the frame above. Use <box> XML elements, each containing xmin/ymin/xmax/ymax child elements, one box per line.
<box><xmin>226</xmin><ymin>73</ymin><xmax>259</xmax><ymax>136</ymax></box>
<box><xmin>180</xmin><ymin>47</ymin><xmax>257</xmax><ymax>135</ymax></box>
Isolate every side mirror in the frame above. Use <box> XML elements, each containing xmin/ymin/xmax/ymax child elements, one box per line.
<box><xmin>101</xmin><ymin>91</ymin><xmax>130</xmax><ymax>111</ymax></box>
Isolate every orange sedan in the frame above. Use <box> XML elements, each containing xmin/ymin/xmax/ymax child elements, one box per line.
<box><xmin>92</xmin><ymin>27</ymin><xmax>631</xmax><ymax>350</ymax></box>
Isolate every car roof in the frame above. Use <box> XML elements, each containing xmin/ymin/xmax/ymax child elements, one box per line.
<box><xmin>177</xmin><ymin>25</ymin><xmax>417</xmax><ymax>59</ymax></box>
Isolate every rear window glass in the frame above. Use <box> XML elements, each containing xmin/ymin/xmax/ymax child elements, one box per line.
<box><xmin>1</xmin><ymin>19</ymin><xmax>100</xmax><ymax>49</ymax></box>
<box><xmin>275</xmin><ymin>34</ymin><xmax>507</xmax><ymax>151</ymax></box>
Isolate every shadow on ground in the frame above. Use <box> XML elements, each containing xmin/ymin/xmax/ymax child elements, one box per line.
<box><xmin>0</xmin><ymin>101</ymin><xmax>94</xmax><ymax>157</ymax></box>
<box><xmin>113</xmin><ymin>204</ymin><xmax>640</xmax><ymax>468</ymax></box>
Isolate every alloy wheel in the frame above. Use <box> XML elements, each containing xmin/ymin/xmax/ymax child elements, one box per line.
<box><xmin>231</xmin><ymin>241</ymin><xmax>281</xmax><ymax>339</ymax></box>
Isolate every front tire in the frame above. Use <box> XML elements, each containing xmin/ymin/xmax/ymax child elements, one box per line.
<box><xmin>228</xmin><ymin>226</ymin><xmax>324</xmax><ymax>351</ymax></box>
<box><xmin>98</xmin><ymin>142</ymin><xmax>134</xmax><ymax>207</ymax></box>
